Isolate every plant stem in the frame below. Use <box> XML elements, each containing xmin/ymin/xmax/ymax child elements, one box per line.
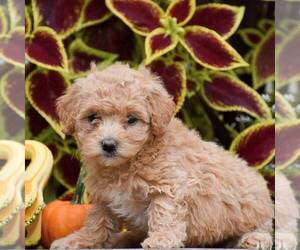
<box><xmin>71</xmin><ymin>166</ymin><xmax>86</xmax><ymax>204</ymax></box>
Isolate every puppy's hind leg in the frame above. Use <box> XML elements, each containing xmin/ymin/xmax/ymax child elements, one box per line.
<box><xmin>237</xmin><ymin>224</ymin><xmax>273</xmax><ymax>250</ymax></box>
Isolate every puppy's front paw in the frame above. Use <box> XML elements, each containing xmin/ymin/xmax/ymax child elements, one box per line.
<box><xmin>50</xmin><ymin>236</ymin><xmax>84</xmax><ymax>250</ymax></box>
<box><xmin>275</xmin><ymin>232</ymin><xmax>297</xmax><ymax>250</ymax></box>
<box><xmin>141</xmin><ymin>234</ymin><xmax>184</xmax><ymax>249</ymax></box>
<box><xmin>238</xmin><ymin>232</ymin><xmax>273</xmax><ymax>250</ymax></box>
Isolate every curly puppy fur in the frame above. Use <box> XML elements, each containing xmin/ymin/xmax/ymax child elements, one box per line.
<box><xmin>275</xmin><ymin>172</ymin><xmax>298</xmax><ymax>250</ymax></box>
<box><xmin>51</xmin><ymin>63</ymin><xmax>273</xmax><ymax>249</ymax></box>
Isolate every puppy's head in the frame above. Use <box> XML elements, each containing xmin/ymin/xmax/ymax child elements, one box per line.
<box><xmin>57</xmin><ymin>63</ymin><xmax>175</xmax><ymax>167</ymax></box>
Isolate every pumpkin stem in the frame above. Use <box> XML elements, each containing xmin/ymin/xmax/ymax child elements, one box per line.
<box><xmin>71</xmin><ymin>166</ymin><xmax>86</xmax><ymax>204</ymax></box>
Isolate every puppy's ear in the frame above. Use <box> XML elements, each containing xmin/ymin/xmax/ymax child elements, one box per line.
<box><xmin>142</xmin><ymin>68</ymin><xmax>175</xmax><ymax>137</ymax></box>
<box><xmin>56</xmin><ymin>83</ymin><xmax>81</xmax><ymax>135</ymax></box>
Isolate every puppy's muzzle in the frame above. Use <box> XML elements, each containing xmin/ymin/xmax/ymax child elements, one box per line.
<box><xmin>101</xmin><ymin>138</ymin><xmax>118</xmax><ymax>157</ymax></box>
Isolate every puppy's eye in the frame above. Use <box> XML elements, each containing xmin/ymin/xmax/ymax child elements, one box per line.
<box><xmin>87</xmin><ymin>113</ymin><xmax>100</xmax><ymax>124</ymax></box>
<box><xmin>127</xmin><ymin>115</ymin><xmax>138</xmax><ymax>125</ymax></box>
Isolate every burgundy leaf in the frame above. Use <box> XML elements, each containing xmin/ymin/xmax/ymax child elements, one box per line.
<box><xmin>54</xmin><ymin>153</ymin><xmax>81</xmax><ymax>188</ymax></box>
<box><xmin>46</xmin><ymin>143</ymin><xmax>61</xmax><ymax>163</ymax></box>
<box><xmin>276</xmin><ymin>28</ymin><xmax>300</xmax><ymax>87</ymax></box>
<box><xmin>188</xmin><ymin>3</ymin><xmax>245</xmax><ymax>39</ymax></box>
<box><xmin>145</xmin><ymin>28</ymin><xmax>178</xmax><ymax>64</ymax></box>
<box><xmin>166</xmin><ymin>0</ymin><xmax>195</xmax><ymax>26</ymax></box>
<box><xmin>276</xmin><ymin>121</ymin><xmax>300</xmax><ymax>169</ymax></box>
<box><xmin>239</xmin><ymin>28</ymin><xmax>263</xmax><ymax>47</ymax></box>
<box><xmin>106</xmin><ymin>0</ymin><xmax>163</xmax><ymax>35</ymax></box>
<box><xmin>25</xmin><ymin>69</ymin><xmax>69</xmax><ymax>138</ymax></box>
<box><xmin>25</xmin><ymin>26</ymin><xmax>68</xmax><ymax>71</ymax></box>
<box><xmin>275</xmin><ymin>91</ymin><xmax>296</xmax><ymax>122</ymax></box>
<box><xmin>32</xmin><ymin>0</ymin><xmax>84</xmax><ymax>38</ymax></box>
<box><xmin>201</xmin><ymin>73</ymin><xmax>271</xmax><ymax>119</ymax></box>
<box><xmin>230</xmin><ymin>121</ymin><xmax>275</xmax><ymax>169</ymax></box>
<box><xmin>1</xmin><ymin>68</ymin><xmax>24</xmax><ymax>118</ymax></box>
<box><xmin>180</xmin><ymin>26</ymin><xmax>247</xmax><ymax>70</ymax></box>
<box><xmin>81</xmin><ymin>17</ymin><xmax>135</xmax><ymax>61</ymax></box>
<box><xmin>26</xmin><ymin>105</ymin><xmax>49</xmax><ymax>137</ymax></box>
<box><xmin>0</xmin><ymin>27</ymin><xmax>24</xmax><ymax>67</ymax></box>
<box><xmin>80</xmin><ymin>0</ymin><xmax>111</xmax><ymax>28</ymax></box>
<box><xmin>1</xmin><ymin>104</ymin><xmax>23</xmax><ymax>138</ymax></box>
<box><xmin>253</xmin><ymin>29</ymin><xmax>275</xmax><ymax>89</ymax></box>
<box><xmin>148</xmin><ymin>60</ymin><xmax>186</xmax><ymax>112</ymax></box>
<box><xmin>69</xmin><ymin>39</ymin><xmax>116</xmax><ymax>74</ymax></box>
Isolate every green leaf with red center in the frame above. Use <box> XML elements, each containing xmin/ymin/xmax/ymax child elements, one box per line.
<box><xmin>79</xmin><ymin>0</ymin><xmax>112</xmax><ymax>29</ymax></box>
<box><xmin>180</xmin><ymin>26</ymin><xmax>248</xmax><ymax>70</ymax></box>
<box><xmin>8</xmin><ymin>0</ymin><xmax>24</xmax><ymax>28</ymax></box>
<box><xmin>32</xmin><ymin>0</ymin><xmax>84</xmax><ymax>38</ymax></box>
<box><xmin>201</xmin><ymin>73</ymin><xmax>271</xmax><ymax>120</ymax></box>
<box><xmin>252</xmin><ymin>28</ymin><xmax>275</xmax><ymax>89</ymax></box>
<box><xmin>0</xmin><ymin>27</ymin><xmax>25</xmax><ymax>67</ymax></box>
<box><xmin>53</xmin><ymin>153</ymin><xmax>81</xmax><ymax>189</ymax></box>
<box><xmin>188</xmin><ymin>3</ymin><xmax>245</xmax><ymax>39</ymax></box>
<box><xmin>25</xmin><ymin>7</ymin><xmax>32</xmax><ymax>36</ymax></box>
<box><xmin>81</xmin><ymin>18</ymin><xmax>135</xmax><ymax>61</ymax></box>
<box><xmin>0</xmin><ymin>6</ymin><xmax>8</xmax><ymax>37</ymax></box>
<box><xmin>275</xmin><ymin>91</ymin><xmax>296</xmax><ymax>122</ymax></box>
<box><xmin>25</xmin><ymin>69</ymin><xmax>70</xmax><ymax>138</ymax></box>
<box><xmin>276</xmin><ymin>121</ymin><xmax>300</xmax><ymax>169</ymax></box>
<box><xmin>0</xmin><ymin>68</ymin><xmax>24</xmax><ymax>119</ymax></box>
<box><xmin>276</xmin><ymin>28</ymin><xmax>300</xmax><ymax>87</ymax></box>
<box><xmin>239</xmin><ymin>28</ymin><xmax>263</xmax><ymax>47</ymax></box>
<box><xmin>148</xmin><ymin>60</ymin><xmax>186</xmax><ymax>112</ymax></box>
<box><xmin>106</xmin><ymin>0</ymin><xmax>163</xmax><ymax>36</ymax></box>
<box><xmin>26</xmin><ymin>26</ymin><xmax>68</xmax><ymax>71</ymax></box>
<box><xmin>68</xmin><ymin>39</ymin><xmax>117</xmax><ymax>76</ymax></box>
<box><xmin>145</xmin><ymin>28</ymin><xmax>178</xmax><ymax>64</ymax></box>
<box><xmin>230</xmin><ymin>121</ymin><xmax>275</xmax><ymax>169</ymax></box>
<box><xmin>258</xmin><ymin>18</ymin><xmax>274</xmax><ymax>32</ymax></box>
<box><xmin>166</xmin><ymin>0</ymin><xmax>196</xmax><ymax>26</ymax></box>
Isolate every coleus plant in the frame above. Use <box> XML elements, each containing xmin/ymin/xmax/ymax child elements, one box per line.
<box><xmin>23</xmin><ymin>1</ymin><xmax>277</xmax><ymax>230</ymax></box>
<box><xmin>0</xmin><ymin>0</ymin><xmax>25</xmax><ymax>248</ymax></box>
<box><xmin>238</xmin><ymin>19</ymin><xmax>275</xmax><ymax>89</ymax></box>
<box><xmin>0</xmin><ymin>0</ymin><xmax>25</xmax><ymax>141</ymax></box>
<box><xmin>195</xmin><ymin>69</ymin><xmax>275</xmax><ymax>170</ymax></box>
<box><xmin>25</xmin><ymin>0</ymin><xmax>115</xmax><ymax>72</ymax></box>
<box><xmin>275</xmin><ymin>91</ymin><xmax>300</xmax><ymax>170</ymax></box>
<box><xmin>24</xmin><ymin>0</ymin><xmax>252</xmax><ymax>139</ymax></box>
<box><xmin>106</xmin><ymin>0</ymin><xmax>248</xmax><ymax>69</ymax></box>
<box><xmin>276</xmin><ymin>19</ymin><xmax>300</xmax><ymax>88</ymax></box>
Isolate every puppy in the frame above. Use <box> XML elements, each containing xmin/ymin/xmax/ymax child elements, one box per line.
<box><xmin>51</xmin><ymin>63</ymin><xmax>273</xmax><ymax>249</ymax></box>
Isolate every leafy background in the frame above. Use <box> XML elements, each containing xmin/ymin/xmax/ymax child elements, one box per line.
<box><xmin>5</xmin><ymin>0</ymin><xmax>300</xmax><ymax>248</ymax></box>
<box><xmin>24</xmin><ymin>0</ymin><xmax>275</xmax><ymax>246</ymax></box>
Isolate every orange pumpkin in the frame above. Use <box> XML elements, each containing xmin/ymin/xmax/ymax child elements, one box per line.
<box><xmin>41</xmin><ymin>200</ymin><xmax>91</xmax><ymax>248</ymax></box>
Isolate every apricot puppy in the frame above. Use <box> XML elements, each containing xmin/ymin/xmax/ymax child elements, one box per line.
<box><xmin>51</xmin><ymin>63</ymin><xmax>273</xmax><ymax>249</ymax></box>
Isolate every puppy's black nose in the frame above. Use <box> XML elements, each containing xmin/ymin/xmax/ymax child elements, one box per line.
<box><xmin>101</xmin><ymin>138</ymin><xmax>118</xmax><ymax>154</ymax></box>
